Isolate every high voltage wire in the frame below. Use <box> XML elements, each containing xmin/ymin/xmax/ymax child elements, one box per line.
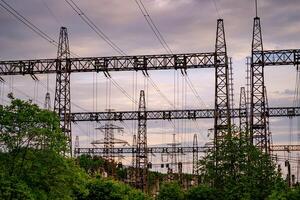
<box><xmin>135</xmin><ymin>0</ymin><xmax>173</xmax><ymax>54</ymax></box>
<box><xmin>65</xmin><ymin>0</ymin><xmax>175</xmax><ymax>109</ymax></box>
<box><xmin>211</xmin><ymin>0</ymin><xmax>221</xmax><ymax>19</ymax></box>
<box><xmin>64</xmin><ymin>0</ymin><xmax>126</xmax><ymax>56</ymax></box>
<box><xmin>0</xmin><ymin>0</ymin><xmax>79</xmax><ymax>57</ymax></box>
<box><xmin>0</xmin><ymin>0</ymin><xmax>57</xmax><ymax>46</ymax></box>
<box><xmin>134</xmin><ymin>0</ymin><xmax>207</xmax><ymax>136</ymax></box>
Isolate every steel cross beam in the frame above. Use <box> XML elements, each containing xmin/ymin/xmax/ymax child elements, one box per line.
<box><xmin>0</xmin><ymin>49</ymin><xmax>299</xmax><ymax>75</ymax></box>
<box><xmin>253</xmin><ymin>49</ymin><xmax>300</xmax><ymax>66</ymax></box>
<box><xmin>69</xmin><ymin>107</ymin><xmax>300</xmax><ymax>122</ymax></box>
<box><xmin>74</xmin><ymin>144</ymin><xmax>300</xmax><ymax>155</ymax></box>
<box><xmin>0</xmin><ymin>53</ymin><xmax>215</xmax><ymax>75</ymax></box>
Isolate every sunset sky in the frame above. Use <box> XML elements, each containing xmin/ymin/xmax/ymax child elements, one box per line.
<box><xmin>0</xmin><ymin>0</ymin><xmax>299</xmax><ymax>171</ymax></box>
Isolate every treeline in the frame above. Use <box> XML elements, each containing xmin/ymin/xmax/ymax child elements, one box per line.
<box><xmin>0</xmin><ymin>99</ymin><xmax>148</xmax><ymax>199</ymax></box>
<box><xmin>0</xmin><ymin>99</ymin><xmax>300</xmax><ymax>199</ymax></box>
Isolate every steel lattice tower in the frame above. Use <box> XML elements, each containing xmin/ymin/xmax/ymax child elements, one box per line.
<box><xmin>250</xmin><ymin>16</ymin><xmax>269</xmax><ymax>153</ymax></box>
<box><xmin>264</xmin><ymin>86</ymin><xmax>272</xmax><ymax>153</ymax></box>
<box><xmin>214</xmin><ymin>19</ymin><xmax>231</xmax><ymax>147</ymax></box>
<box><xmin>130</xmin><ymin>134</ymin><xmax>137</xmax><ymax>184</ymax></box>
<box><xmin>44</xmin><ymin>92</ymin><xmax>51</xmax><ymax>110</ymax></box>
<box><xmin>192</xmin><ymin>134</ymin><xmax>199</xmax><ymax>175</ymax></box>
<box><xmin>135</xmin><ymin>90</ymin><xmax>148</xmax><ymax>192</ymax></box>
<box><xmin>239</xmin><ymin>87</ymin><xmax>248</xmax><ymax>137</ymax></box>
<box><xmin>54</xmin><ymin>27</ymin><xmax>72</xmax><ymax>154</ymax></box>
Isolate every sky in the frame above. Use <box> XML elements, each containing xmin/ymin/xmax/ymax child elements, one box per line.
<box><xmin>0</xmin><ymin>0</ymin><xmax>299</xmax><ymax>173</ymax></box>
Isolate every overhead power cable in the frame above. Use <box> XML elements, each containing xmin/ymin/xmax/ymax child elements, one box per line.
<box><xmin>64</xmin><ymin>0</ymin><xmax>126</xmax><ymax>56</ymax></box>
<box><xmin>211</xmin><ymin>0</ymin><xmax>221</xmax><ymax>18</ymax></box>
<box><xmin>135</xmin><ymin>0</ymin><xmax>173</xmax><ymax>54</ymax></box>
<box><xmin>0</xmin><ymin>0</ymin><xmax>57</xmax><ymax>46</ymax></box>
<box><xmin>0</xmin><ymin>0</ymin><xmax>79</xmax><ymax>57</ymax></box>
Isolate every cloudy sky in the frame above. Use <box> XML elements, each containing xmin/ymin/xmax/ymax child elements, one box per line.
<box><xmin>0</xmin><ymin>0</ymin><xmax>299</xmax><ymax>172</ymax></box>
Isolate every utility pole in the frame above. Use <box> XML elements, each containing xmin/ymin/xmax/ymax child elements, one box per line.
<box><xmin>135</xmin><ymin>90</ymin><xmax>148</xmax><ymax>192</ymax></box>
<box><xmin>54</xmin><ymin>27</ymin><xmax>72</xmax><ymax>155</ymax></box>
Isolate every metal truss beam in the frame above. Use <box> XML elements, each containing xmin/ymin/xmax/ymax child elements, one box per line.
<box><xmin>74</xmin><ymin>144</ymin><xmax>300</xmax><ymax>156</ymax></box>
<box><xmin>253</xmin><ymin>49</ymin><xmax>300</xmax><ymax>66</ymax></box>
<box><xmin>69</xmin><ymin>107</ymin><xmax>300</xmax><ymax>122</ymax></box>
<box><xmin>0</xmin><ymin>49</ymin><xmax>299</xmax><ymax>75</ymax></box>
<box><xmin>0</xmin><ymin>53</ymin><xmax>215</xmax><ymax>75</ymax></box>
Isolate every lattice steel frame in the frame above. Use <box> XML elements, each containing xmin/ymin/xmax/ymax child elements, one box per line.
<box><xmin>214</xmin><ymin>19</ymin><xmax>231</xmax><ymax>148</ymax></box>
<box><xmin>135</xmin><ymin>90</ymin><xmax>148</xmax><ymax>192</ymax></box>
<box><xmin>250</xmin><ymin>17</ymin><xmax>268</xmax><ymax>153</ymax></box>
<box><xmin>239</xmin><ymin>87</ymin><xmax>248</xmax><ymax>137</ymax></box>
<box><xmin>54</xmin><ymin>27</ymin><xmax>72</xmax><ymax>154</ymax></box>
<box><xmin>193</xmin><ymin>134</ymin><xmax>199</xmax><ymax>175</ymax></box>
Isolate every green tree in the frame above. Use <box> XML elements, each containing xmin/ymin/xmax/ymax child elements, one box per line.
<box><xmin>199</xmin><ymin>134</ymin><xmax>285</xmax><ymax>200</ymax></box>
<box><xmin>186</xmin><ymin>185</ymin><xmax>220</xmax><ymax>200</ymax></box>
<box><xmin>156</xmin><ymin>182</ymin><xmax>185</xmax><ymax>200</ymax></box>
<box><xmin>82</xmin><ymin>178</ymin><xmax>149</xmax><ymax>200</ymax></box>
<box><xmin>0</xmin><ymin>99</ymin><xmax>88</xmax><ymax>199</ymax></box>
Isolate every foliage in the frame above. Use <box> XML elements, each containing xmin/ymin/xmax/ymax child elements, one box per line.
<box><xmin>0</xmin><ymin>99</ymin><xmax>87</xmax><ymax>199</ymax></box>
<box><xmin>198</xmin><ymin>134</ymin><xmax>285</xmax><ymax>200</ymax></box>
<box><xmin>267</xmin><ymin>185</ymin><xmax>300</xmax><ymax>200</ymax></box>
<box><xmin>186</xmin><ymin>185</ymin><xmax>220</xmax><ymax>200</ymax></box>
<box><xmin>77</xmin><ymin>154</ymin><xmax>105</xmax><ymax>175</ymax></box>
<box><xmin>78</xmin><ymin>178</ymin><xmax>150</xmax><ymax>200</ymax></box>
<box><xmin>156</xmin><ymin>182</ymin><xmax>185</xmax><ymax>200</ymax></box>
<box><xmin>0</xmin><ymin>99</ymin><xmax>67</xmax><ymax>154</ymax></box>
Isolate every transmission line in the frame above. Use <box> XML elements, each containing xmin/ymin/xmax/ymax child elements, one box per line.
<box><xmin>64</xmin><ymin>0</ymin><xmax>126</xmax><ymax>56</ymax></box>
<box><xmin>134</xmin><ymin>0</ymin><xmax>173</xmax><ymax>54</ymax></box>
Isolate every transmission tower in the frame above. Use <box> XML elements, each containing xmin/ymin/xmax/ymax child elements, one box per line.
<box><xmin>239</xmin><ymin>87</ymin><xmax>248</xmax><ymax>137</ymax></box>
<box><xmin>131</xmin><ymin>134</ymin><xmax>137</xmax><ymax>184</ymax></box>
<box><xmin>95</xmin><ymin>121</ymin><xmax>124</xmax><ymax>162</ymax></box>
<box><xmin>44</xmin><ymin>92</ymin><xmax>51</xmax><ymax>110</ymax></box>
<box><xmin>250</xmin><ymin>15</ymin><xmax>269</xmax><ymax>153</ymax></box>
<box><xmin>75</xmin><ymin>136</ymin><xmax>79</xmax><ymax>149</ymax></box>
<box><xmin>228</xmin><ymin>57</ymin><xmax>234</xmax><ymax>123</ymax></box>
<box><xmin>135</xmin><ymin>90</ymin><xmax>148</xmax><ymax>192</ymax></box>
<box><xmin>192</xmin><ymin>134</ymin><xmax>199</xmax><ymax>175</ymax></box>
<box><xmin>54</xmin><ymin>27</ymin><xmax>72</xmax><ymax>154</ymax></box>
<box><xmin>214</xmin><ymin>19</ymin><xmax>231</xmax><ymax>179</ymax></box>
<box><xmin>264</xmin><ymin>86</ymin><xmax>272</xmax><ymax>153</ymax></box>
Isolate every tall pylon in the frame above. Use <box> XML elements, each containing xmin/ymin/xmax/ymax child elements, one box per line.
<box><xmin>54</xmin><ymin>27</ymin><xmax>72</xmax><ymax>154</ymax></box>
<box><xmin>250</xmin><ymin>14</ymin><xmax>269</xmax><ymax>153</ymax></box>
<box><xmin>214</xmin><ymin>19</ymin><xmax>231</xmax><ymax>170</ymax></box>
<box><xmin>239</xmin><ymin>87</ymin><xmax>248</xmax><ymax>137</ymax></box>
<box><xmin>192</xmin><ymin>134</ymin><xmax>199</xmax><ymax>175</ymax></box>
<box><xmin>131</xmin><ymin>134</ymin><xmax>137</xmax><ymax>184</ymax></box>
<box><xmin>135</xmin><ymin>90</ymin><xmax>148</xmax><ymax>192</ymax></box>
<box><xmin>44</xmin><ymin>92</ymin><xmax>51</xmax><ymax>110</ymax></box>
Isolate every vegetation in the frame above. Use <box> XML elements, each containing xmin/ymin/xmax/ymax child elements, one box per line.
<box><xmin>0</xmin><ymin>99</ymin><xmax>149</xmax><ymax>200</ymax></box>
<box><xmin>198</xmin><ymin>134</ymin><xmax>285</xmax><ymax>199</ymax></box>
<box><xmin>156</xmin><ymin>182</ymin><xmax>185</xmax><ymax>200</ymax></box>
<box><xmin>0</xmin><ymin>98</ymin><xmax>298</xmax><ymax>199</ymax></box>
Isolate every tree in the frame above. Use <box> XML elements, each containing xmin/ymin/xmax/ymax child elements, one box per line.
<box><xmin>156</xmin><ymin>182</ymin><xmax>185</xmax><ymax>200</ymax></box>
<box><xmin>0</xmin><ymin>98</ymin><xmax>67</xmax><ymax>154</ymax></box>
<box><xmin>186</xmin><ymin>185</ymin><xmax>220</xmax><ymax>200</ymax></box>
<box><xmin>198</xmin><ymin>134</ymin><xmax>285</xmax><ymax>199</ymax></box>
<box><xmin>0</xmin><ymin>99</ymin><xmax>88</xmax><ymax>199</ymax></box>
<box><xmin>81</xmin><ymin>178</ymin><xmax>150</xmax><ymax>200</ymax></box>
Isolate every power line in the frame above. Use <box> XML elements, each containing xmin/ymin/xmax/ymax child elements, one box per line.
<box><xmin>211</xmin><ymin>0</ymin><xmax>221</xmax><ymax>19</ymax></box>
<box><xmin>134</xmin><ymin>0</ymin><xmax>173</xmax><ymax>54</ymax></box>
<box><xmin>64</xmin><ymin>0</ymin><xmax>126</xmax><ymax>56</ymax></box>
<box><xmin>40</xmin><ymin>0</ymin><xmax>62</xmax><ymax>26</ymax></box>
<box><xmin>0</xmin><ymin>0</ymin><xmax>79</xmax><ymax>57</ymax></box>
<box><xmin>0</xmin><ymin>0</ymin><xmax>57</xmax><ymax>46</ymax></box>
